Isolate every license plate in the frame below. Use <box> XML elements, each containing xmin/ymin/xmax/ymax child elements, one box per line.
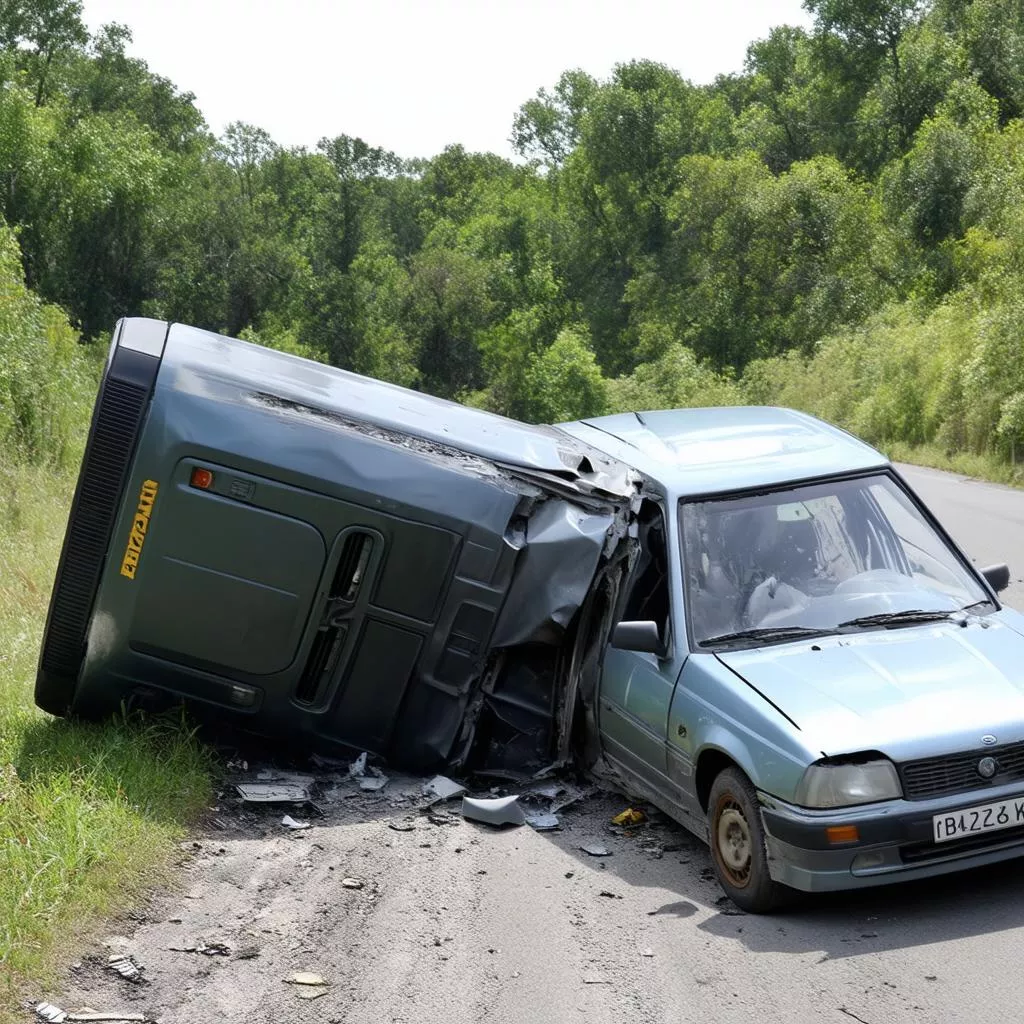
<box><xmin>933</xmin><ymin>796</ymin><xmax>1024</xmax><ymax>843</ymax></box>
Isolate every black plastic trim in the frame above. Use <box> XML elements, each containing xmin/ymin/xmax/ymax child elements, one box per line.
<box><xmin>35</xmin><ymin>336</ymin><xmax>164</xmax><ymax>715</ymax></box>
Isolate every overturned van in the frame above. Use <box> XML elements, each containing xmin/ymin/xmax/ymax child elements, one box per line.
<box><xmin>36</xmin><ymin>318</ymin><xmax>644</xmax><ymax>777</ymax></box>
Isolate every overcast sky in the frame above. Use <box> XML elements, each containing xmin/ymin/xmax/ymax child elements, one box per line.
<box><xmin>79</xmin><ymin>1</ymin><xmax>814</xmax><ymax>160</ymax></box>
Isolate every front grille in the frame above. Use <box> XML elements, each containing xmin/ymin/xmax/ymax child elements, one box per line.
<box><xmin>899</xmin><ymin>741</ymin><xmax>1024</xmax><ymax>800</ymax></box>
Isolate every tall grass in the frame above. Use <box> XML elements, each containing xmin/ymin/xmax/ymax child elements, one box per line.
<box><xmin>0</xmin><ymin>227</ymin><xmax>213</xmax><ymax>1018</ymax></box>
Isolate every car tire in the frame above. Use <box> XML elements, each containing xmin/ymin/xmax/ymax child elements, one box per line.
<box><xmin>707</xmin><ymin>766</ymin><xmax>787</xmax><ymax>914</ymax></box>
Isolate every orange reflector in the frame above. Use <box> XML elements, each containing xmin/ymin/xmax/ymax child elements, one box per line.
<box><xmin>190</xmin><ymin>467</ymin><xmax>214</xmax><ymax>489</ymax></box>
<box><xmin>826</xmin><ymin>825</ymin><xmax>860</xmax><ymax>844</ymax></box>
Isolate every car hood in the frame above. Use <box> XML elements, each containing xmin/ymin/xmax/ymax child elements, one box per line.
<box><xmin>717</xmin><ymin>616</ymin><xmax>1024</xmax><ymax>762</ymax></box>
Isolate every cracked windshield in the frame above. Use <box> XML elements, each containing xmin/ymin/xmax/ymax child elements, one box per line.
<box><xmin>6</xmin><ymin>0</ymin><xmax>1024</xmax><ymax>1022</ymax></box>
<box><xmin>683</xmin><ymin>474</ymin><xmax>989</xmax><ymax>645</ymax></box>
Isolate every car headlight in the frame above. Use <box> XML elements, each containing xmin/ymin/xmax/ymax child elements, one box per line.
<box><xmin>795</xmin><ymin>758</ymin><xmax>902</xmax><ymax>808</ymax></box>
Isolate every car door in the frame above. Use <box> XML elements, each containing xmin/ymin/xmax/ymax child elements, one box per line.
<box><xmin>598</xmin><ymin>498</ymin><xmax>687</xmax><ymax>799</ymax></box>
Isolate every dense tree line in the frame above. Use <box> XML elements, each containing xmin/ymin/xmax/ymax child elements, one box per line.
<box><xmin>4</xmin><ymin>0</ymin><xmax>1024</xmax><ymax>467</ymax></box>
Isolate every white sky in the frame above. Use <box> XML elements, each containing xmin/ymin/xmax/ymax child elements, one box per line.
<box><xmin>80</xmin><ymin>0</ymin><xmax>814</xmax><ymax>160</ymax></box>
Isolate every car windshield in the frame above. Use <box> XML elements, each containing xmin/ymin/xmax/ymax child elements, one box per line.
<box><xmin>680</xmin><ymin>473</ymin><xmax>991</xmax><ymax>647</ymax></box>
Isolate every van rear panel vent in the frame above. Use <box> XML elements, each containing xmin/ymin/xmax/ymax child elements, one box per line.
<box><xmin>294</xmin><ymin>530</ymin><xmax>374</xmax><ymax>706</ymax></box>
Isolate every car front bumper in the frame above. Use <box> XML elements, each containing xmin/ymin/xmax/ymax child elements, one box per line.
<box><xmin>758</xmin><ymin>782</ymin><xmax>1024</xmax><ymax>893</ymax></box>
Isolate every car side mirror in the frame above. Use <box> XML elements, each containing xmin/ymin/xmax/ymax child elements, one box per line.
<box><xmin>611</xmin><ymin>620</ymin><xmax>665</xmax><ymax>656</ymax></box>
<box><xmin>981</xmin><ymin>563</ymin><xmax>1010</xmax><ymax>593</ymax></box>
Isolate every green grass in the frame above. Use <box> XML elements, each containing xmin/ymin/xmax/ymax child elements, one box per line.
<box><xmin>883</xmin><ymin>440</ymin><xmax>1024</xmax><ymax>488</ymax></box>
<box><xmin>0</xmin><ymin>460</ymin><xmax>213</xmax><ymax>1020</ymax></box>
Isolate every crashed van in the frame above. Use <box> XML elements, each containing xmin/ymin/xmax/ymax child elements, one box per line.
<box><xmin>38</xmin><ymin>317</ymin><xmax>1024</xmax><ymax>912</ymax></box>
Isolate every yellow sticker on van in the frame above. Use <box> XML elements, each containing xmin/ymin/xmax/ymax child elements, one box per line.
<box><xmin>119</xmin><ymin>479</ymin><xmax>159</xmax><ymax>579</ymax></box>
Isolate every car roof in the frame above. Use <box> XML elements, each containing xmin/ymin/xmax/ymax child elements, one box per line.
<box><xmin>556</xmin><ymin>406</ymin><xmax>890</xmax><ymax>497</ymax></box>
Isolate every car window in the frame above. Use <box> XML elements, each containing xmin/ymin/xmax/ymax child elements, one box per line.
<box><xmin>680</xmin><ymin>473</ymin><xmax>988</xmax><ymax>647</ymax></box>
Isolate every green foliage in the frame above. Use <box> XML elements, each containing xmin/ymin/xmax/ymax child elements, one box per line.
<box><xmin>0</xmin><ymin>222</ymin><xmax>92</xmax><ymax>466</ymax></box>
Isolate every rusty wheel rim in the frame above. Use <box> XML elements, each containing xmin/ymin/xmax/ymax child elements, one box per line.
<box><xmin>713</xmin><ymin>794</ymin><xmax>753</xmax><ymax>889</ymax></box>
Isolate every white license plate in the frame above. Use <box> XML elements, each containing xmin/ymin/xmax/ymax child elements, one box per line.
<box><xmin>933</xmin><ymin>796</ymin><xmax>1024</xmax><ymax>843</ymax></box>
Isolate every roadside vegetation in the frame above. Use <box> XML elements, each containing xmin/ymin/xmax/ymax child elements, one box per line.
<box><xmin>0</xmin><ymin>224</ymin><xmax>212</xmax><ymax>1014</ymax></box>
<box><xmin>2</xmin><ymin>0</ymin><xmax>1024</xmax><ymax>1009</ymax></box>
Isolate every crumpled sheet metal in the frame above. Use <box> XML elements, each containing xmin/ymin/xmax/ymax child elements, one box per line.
<box><xmin>490</xmin><ymin>499</ymin><xmax>616</xmax><ymax>648</ymax></box>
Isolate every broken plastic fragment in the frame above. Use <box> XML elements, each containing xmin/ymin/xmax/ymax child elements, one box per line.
<box><xmin>285</xmin><ymin>972</ymin><xmax>327</xmax><ymax>986</ymax></box>
<box><xmin>525</xmin><ymin>812</ymin><xmax>561</xmax><ymax>831</ymax></box>
<box><xmin>236</xmin><ymin>783</ymin><xmax>310</xmax><ymax>803</ymax></box>
<box><xmin>461</xmin><ymin>794</ymin><xmax>526</xmax><ymax>827</ymax></box>
<box><xmin>106</xmin><ymin>954</ymin><xmax>144</xmax><ymax>983</ymax></box>
<box><xmin>341</xmin><ymin>877</ymin><xmax>364</xmax><ymax>889</ymax></box>
<box><xmin>423</xmin><ymin>775</ymin><xmax>467</xmax><ymax>802</ymax></box>
<box><xmin>280</xmin><ymin>815</ymin><xmax>311</xmax><ymax>830</ymax></box>
<box><xmin>67</xmin><ymin>1015</ymin><xmax>148</xmax><ymax>1022</ymax></box>
<box><xmin>580</xmin><ymin>843</ymin><xmax>612</xmax><ymax>857</ymax></box>
<box><xmin>359</xmin><ymin>774</ymin><xmax>388</xmax><ymax>792</ymax></box>
<box><xmin>34</xmin><ymin>1004</ymin><xmax>67</xmax><ymax>1023</ymax></box>
<box><xmin>348</xmin><ymin>752</ymin><xmax>368</xmax><ymax>778</ymax></box>
<box><xmin>612</xmin><ymin>807</ymin><xmax>646</xmax><ymax>826</ymax></box>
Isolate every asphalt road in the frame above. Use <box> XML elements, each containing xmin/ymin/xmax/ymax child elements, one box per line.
<box><xmin>42</xmin><ymin>463</ymin><xmax>1024</xmax><ymax>1024</ymax></box>
<box><xmin>897</xmin><ymin>462</ymin><xmax>1024</xmax><ymax>611</ymax></box>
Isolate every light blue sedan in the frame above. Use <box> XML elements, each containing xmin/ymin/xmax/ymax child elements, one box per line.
<box><xmin>560</xmin><ymin>406</ymin><xmax>1020</xmax><ymax>912</ymax></box>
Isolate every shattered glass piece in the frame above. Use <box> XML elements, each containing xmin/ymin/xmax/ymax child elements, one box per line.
<box><xmin>236</xmin><ymin>783</ymin><xmax>310</xmax><ymax>803</ymax></box>
<box><xmin>461</xmin><ymin>795</ymin><xmax>526</xmax><ymax>826</ymax></box>
<box><xmin>525</xmin><ymin>812</ymin><xmax>561</xmax><ymax>831</ymax></box>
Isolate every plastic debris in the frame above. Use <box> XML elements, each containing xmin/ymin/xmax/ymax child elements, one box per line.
<box><xmin>236</xmin><ymin>783</ymin><xmax>310</xmax><ymax>803</ymax></box>
<box><xmin>423</xmin><ymin>775</ymin><xmax>467</xmax><ymax>802</ymax></box>
<box><xmin>106</xmin><ymin>954</ymin><xmax>145</xmax><ymax>983</ymax></box>
<box><xmin>341</xmin><ymin>877</ymin><xmax>364</xmax><ymax>889</ymax></box>
<box><xmin>640</xmin><ymin>948</ymin><xmax>655</xmax><ymax>957</ymax></box>
<box><xmin>460</xmin><ymin>794</ymin><xmax>526</xmax><ymax>827</ymax></box>
<box><xmin>580</xmin><ymin>843</ymin><xmax>612</xmax><ymax>857</ymax></box>
<box><xmin>285</xmin><ymin>972</ymin><xmax>327</xmax><ymax>986</ymax></box>
<box><xmin>280</xmin><ymin>814</ymin><xmax>311</xmax><ymax>830</ymax></box>
<box><xmin>68</xmin><ymin>1015</ymin><xmax>148</xmax><ymax>1023</ymax></box>
<box><xmin>525</xmin><ymin>811</ymin><xmax>561</xmax><ymax>831</ymax></box>
<box><xmin>297</xmin><ymin>989</ymin><xmax>327</xmax><ymax>1000</ymax></box>
<box><xmin>34</xmin><ymin>1004</ymin><xmax>67</xmax><ymax>1023</ymax></box>
<box><xmin>388</xmin><ymin>820</ymin><xmax>416</xmax><ymax>831</ymax></box>
<box><xmin>612</xmin><ymin>807</ymin><xmax>646</xmax><ymax>826</ymax></box>
<box><xmin>348</xmin><ymin>752</ymin><xmax>368</xmax><ymax>778</ymax></box>
<box><xmin>359</xmin><ymin>770</ymin><xmax>388</xmax><ymax>792</ymax></box>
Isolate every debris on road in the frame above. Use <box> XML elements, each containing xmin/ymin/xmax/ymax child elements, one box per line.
<box><xmin>580</xmin><ymin>843</ymin><xmax>612</xmax><ymax>857</ymax></box>
<box><xmin>280</xmin><ymin>814</ymin><xmax>311</xmax><ymax>830</ymax></box>
<box><xmin>341</xmin><ymin>877</ymin><xmax>364</xmax><ymax>889</ymax></box>
<box><xmin>285</xmin><ymin>972</ymin><xmax>327</xmax><ymax>986</ymax></box>
<box><xmin>105</xmin><ymin>954</ymin><xmax>145</xmax><ymax>983</ymax></box>
<box><xmin>347</xmin><ymin>752</ymin><xmax>368</xmax><ymax>778</ymax></box>
<box><xmin>388</xmin><ymin>819</ymin><xmax>416</xmax><ymax>831</ymax></box>
<box><xmin>359</xmin><ymin>770</ymin><xmax>388</xmax><ymax>792</ymax></box>
<box><xmin>525</xmin><ymin>811</ymin><xmax>561</xmax><ymax>831</ymax></box>
<box><xmin>33</xmin><ymin>1007</ymin><xmax>149</xmax><ymax>1024</ymax></box>
<box><xmin>236</xmin><ymin>783</ymin><xmax>310</xmax><ymax>803</ymax></box>
<box><xmin>612</xmin><ymin>807</ymin><xmax>646</xmax><ymax>826</ymax></box>
<box><xmin>640</xmin><ymin>948</ymin><xmax>655</xmax><ymax>958</ymax></box>
<box><xmin>423</xmin><ymin>775</ymin><xmax>467</xmax><ymax>802</ymax></box>
<box><xmin>460</xmin><ymin>794</ymin><xmax>527</xmax><ymax>827</ymax></box>
<box><xmin>598</xmin><ymin>890</ymin><xmax>622</xmax><ymax>899</ymax></box>
<box><xmin>169</xmin><ymin>941</ymin><xmax>231</xmax><ymax>956</ymax></box>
